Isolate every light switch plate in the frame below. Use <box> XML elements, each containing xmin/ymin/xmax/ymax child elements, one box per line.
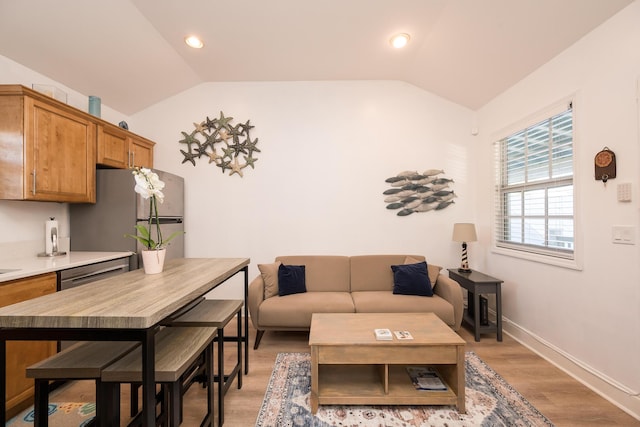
<box><xmin>612</xmin><ymin>226</ymin><xmax>636</xmax><ymax>245</ymax></box>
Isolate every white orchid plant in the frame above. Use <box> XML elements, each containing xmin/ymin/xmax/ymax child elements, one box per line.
<box><xmin>125</xmin><ymin>167</ymin><xmax>183</xmax><ymax>250</ymax></box>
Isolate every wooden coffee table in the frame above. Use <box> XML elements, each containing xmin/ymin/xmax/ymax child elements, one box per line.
<box><xmin>308</xmin><ymin>313</ymin><xmax>466</xmax><ymax>413</ymax></box>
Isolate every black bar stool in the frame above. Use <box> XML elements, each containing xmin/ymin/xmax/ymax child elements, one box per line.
<box><xmin>163</xmin><ymin>298</ymin><xmax>243</xmax><ymax>426</ymax></box>
<box><xmin>26</xmin><ymin>341</ymin><xmax>139</xmax><ymax>427</ymax></box>
<box><xmin>101</xmin><ymin>326</ymin><xmax>217</xmax><ymax>427</ymax></box>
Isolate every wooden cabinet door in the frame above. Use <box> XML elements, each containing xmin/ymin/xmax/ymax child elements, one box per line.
<box><xmin>97</xmin><ymin>124</ymin><xmax>129</xmax><ymax>168</ymax></box>
<box><xmin>96</xmin><ymin>124</ymin><xmax>154</xmax><ymax>169</ymax></box>
<box><xmin>0</xmin><ymin>273</ymin><xmax>57</xmax><ymax>419</ymax></box>
<box><xmin>24</xmin><ymin>97</ymin><xmax>96</xmax><ymax>202</ymax></box>
<box><xmin>129</xmin><ymin>136</ymin><xmax>154</xmax><ymax>168</ymax></box>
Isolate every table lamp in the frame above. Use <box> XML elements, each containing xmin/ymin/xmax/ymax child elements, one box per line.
<box><xmin>452</xmin><ymin>223</ymin><xmax>477</xmax><ymax>273</ymax></box>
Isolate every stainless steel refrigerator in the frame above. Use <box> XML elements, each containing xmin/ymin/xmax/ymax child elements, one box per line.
<box><xmin>70</xmin><ymin>169</ymin><xmax>185</xmax><ymax>269</ymax></box>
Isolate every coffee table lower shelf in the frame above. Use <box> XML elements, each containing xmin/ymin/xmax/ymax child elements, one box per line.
<box><xmin>315</xmin><ymin>364</ymin><xmax>460</xmax><ymax>407</ymax></box>
<box><xmin>309</xmin><ymin>313</ymin><xmax>466</xmax><ymax>415</ymax></box>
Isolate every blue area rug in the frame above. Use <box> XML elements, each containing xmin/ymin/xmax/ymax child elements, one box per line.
<box><xmin>6</xmin><ymin>402</ymin><xmax>95</xmax><ymax>427</ymax></box>
<box><xmin>256</xmin><ymin>352</ymin><xmax>554</xmax><ymax>426</ymax></box>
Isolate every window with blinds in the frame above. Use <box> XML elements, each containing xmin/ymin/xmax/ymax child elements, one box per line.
<box><xmin>494</xmin><ymin>105</ymin><xmax>574</xmax><ymax>259</ymax></box>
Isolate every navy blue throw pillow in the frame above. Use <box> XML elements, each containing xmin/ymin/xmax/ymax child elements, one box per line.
<box><xmin>278</xmin><ymin>264</ymin><xmax>307</xmax><ymax>296</ymax></box>
<box><xmin>391</xmin><ymin>261</ymin><xmax>433</xmax><ymax>297</ymax></box>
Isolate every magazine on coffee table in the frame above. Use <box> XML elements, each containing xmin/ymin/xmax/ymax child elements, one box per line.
<box><xmin>406</xmin><ymin>366</ymin><xmax>448</xmax><ymax>391</ymax></box>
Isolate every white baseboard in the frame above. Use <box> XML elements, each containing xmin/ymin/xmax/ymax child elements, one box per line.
<box><xmin>498</xmin><ymin>313</ymin><xmax>640</xmax><ymax>421</ymax></box>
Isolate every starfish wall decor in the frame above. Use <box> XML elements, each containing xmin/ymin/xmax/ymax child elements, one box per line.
<box><xmin>178</xmin><ymin>111</ymin><xmax>260</xmax><ymax>177</ymax></box>
<box><xmin>383</xmin><ymin>169</ymin><xmax>457</xmax><ymax>216</ymax></box>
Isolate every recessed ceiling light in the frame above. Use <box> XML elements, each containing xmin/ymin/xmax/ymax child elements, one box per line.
<box><xmin>185</xmin><ymin>35</ymin><xmax>204</xmax><ymax>49</ymax></box>
<box><xmin>390</xmin><ymin>33</ymin><xmax>410</xmax><ymax>49</ymax></box>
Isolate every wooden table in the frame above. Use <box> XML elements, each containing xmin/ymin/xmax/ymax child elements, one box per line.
<box><xmin>309</xmin><ymin>313</ymin><xmax>466</xmax><ymax>414</ymax></box>
<box><xmin>0</xmin><ymin>257</ymin><xmax>249</xmax><ymax>426</ymax></box>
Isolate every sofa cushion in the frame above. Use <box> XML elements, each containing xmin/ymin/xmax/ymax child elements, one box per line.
<box><xmin>404</xmin><ymin>256</ymin><xmax>441</xmax><ymax>286</ymax></box>
<box><xmin>258</xmin><ymin>292</ymin><xmax>355</xmax><ymax>327</ymax></box>
<box><xmin>391</xmin><ymin>262</ymin><xmax>433</xmax><ymax>296</ymax></box>
<box><xmin>278</xmin><ymin>264</ymin><xmax>306</xmax><ymax>296</ymax></box>
<box><xmin>258</xmin><ymin>261</ymin><xmax>282</xmax><ymax>299</ymax></box>
<box><xmin>351</xmin><ymin>291</ymin><xmax>455</xmax><ymax>326</ymax></box>
<box><xmin>276</xmin><ymin>256</ymin><xmax>350</xmax><ymax>292</ymax></box>
<box><xmin>351</xmin><ymin>255</ymin><xmax>426</xmax><ymax>292</ymax></box>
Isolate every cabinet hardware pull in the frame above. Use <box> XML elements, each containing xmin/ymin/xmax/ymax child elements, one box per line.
<box><xmin>32</xmin><ymin>169</ymin><xmax>36</xmax><ymax>195</ymax></box>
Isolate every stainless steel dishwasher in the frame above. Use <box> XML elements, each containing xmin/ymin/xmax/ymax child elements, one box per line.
<box><xmin>57</xmin><ymin>256</ymin><xmax>131</xmax><ymax>349</ymax></box>
<box><xmin>58</xmin><ymin>257</ymin><xmax>130</xmax><ymax>291</ymax></box>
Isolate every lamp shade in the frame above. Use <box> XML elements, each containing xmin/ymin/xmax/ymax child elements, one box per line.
<box><xmin>452</xmin><ymin>223</ymin><xmax>477</xmax><ymax>243</ymax></box>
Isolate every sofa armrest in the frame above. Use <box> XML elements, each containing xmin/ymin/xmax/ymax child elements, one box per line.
<box><xmin>248</xmin><ymin>275</ymin><xmax>265</xmax><ymax>330</ymax></box>
<box><xmin>433</xmin><ymin>274</ymin><xmax>464</xmax><ymax>331</ymax></box>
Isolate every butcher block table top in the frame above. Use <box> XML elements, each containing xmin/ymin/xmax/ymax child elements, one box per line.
<box><xmin>0</xmin><ymin>257</ymin><xmax>250</xmax><ymax>329</ymax></box>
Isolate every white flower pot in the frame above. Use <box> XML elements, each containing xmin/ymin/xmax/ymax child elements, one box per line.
<box><xmin>141</xmin><ymin>248</ymin><xmax>166</xmax><ymax>274</ymax></box>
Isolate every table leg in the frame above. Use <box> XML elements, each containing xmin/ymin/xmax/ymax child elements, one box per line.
<box><xmin>456</xmin><ymin>347</ymin><xmax>466</xmax><ymax>413</ymax></box>
<box><xmin>33</xmin><ymin>379</ymin><xmax>48</xmax><ymax>427</ymax></box>
<box><xmin>218</xmin><ymin>327</ymin><xmax>224</xmax><ymax>427</ymax></box>
<box><xmin>496</xmin><ymin>285</ymin><xmax>503</xmax><ymax>341</ymax></box>
<box><xmin>0</xmin><ymin>339</ymin><xmax>5</xmax><ymax>423</ymax></box>
<box><xmin>101</xmin><ymin>382</ymin><xmax>120</xmax><ymax>427</ymax></box>
<box><xmin>473</xmin><ymin>291</ymin><xmax>481</xmax><ymax>342</ymax></box>
<box><xmin>243</xmin><ymin>266</ymin><xmax>249</xmax><ymax>375</ymax></box>
<box><xmin>206</xmin><ymin>342</ymin><xmax>215</xmax><ymax>427</ymax></box>
<box><xmin>141</xmin><ymin>329</ymin><xmax>156</xmax><ymax>427</ymax></box>
<box><xmin>237</xmin><ymin>308</ymin><xmax>242</xmax><ymax>389</ymax></box>
<box><xmin>310</xmin><ymin>346</ymin><xmax>319</xmax><ymax>414</ymax></box>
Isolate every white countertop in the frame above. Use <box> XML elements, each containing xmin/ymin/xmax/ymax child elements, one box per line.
<box><xmin>0</xmin><ymin>251</ymin><xmax>133</xmax><ymax>283</ymax></box>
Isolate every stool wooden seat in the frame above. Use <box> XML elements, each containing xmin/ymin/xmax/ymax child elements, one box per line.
<box><xmin>163</xmin><ymin>299</ymin><xmax>243</xmax><ymax>426</ymax></box>
<box><xmin>26</xmin><ymin>341</ymin><xmax>139</xmax><ymax>427</ymax></box>
<box><xmin>102</xmin><ymin>326</ymin><xmax>217</xmax><ymax>427</ymax></box>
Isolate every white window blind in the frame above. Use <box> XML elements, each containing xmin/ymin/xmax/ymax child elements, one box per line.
<box><xmin>494</xmin><ymin>105</ymin><xmax>574</xmax><ymax>259</ymax></box>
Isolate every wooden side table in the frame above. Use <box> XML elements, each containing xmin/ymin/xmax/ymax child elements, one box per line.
<box><xmin>447</xmin><ymin>269</ymin><xmax>503</xmax><ymax>342</ymax></box>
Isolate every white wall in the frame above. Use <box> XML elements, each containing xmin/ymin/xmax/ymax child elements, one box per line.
<box><xmin>476</xmin><ymin>1</ymin><xmax>640</xmax><ymax>417</ymax></box>
<box><xmin>130</xmin><ymin>81</ymin><xmax>477</xmax><ymax>297</ymax></box>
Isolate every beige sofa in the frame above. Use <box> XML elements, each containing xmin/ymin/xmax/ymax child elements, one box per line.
<box><xmin>248</xmin><ymin>255</ymin><xmax>463</xmax><ymax>349</ymax></box>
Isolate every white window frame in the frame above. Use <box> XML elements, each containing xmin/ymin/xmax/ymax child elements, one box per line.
<box><xmin>491</xmin><ymin>96</ymin><xmax>582</xmax><ymax>270</ymax></box>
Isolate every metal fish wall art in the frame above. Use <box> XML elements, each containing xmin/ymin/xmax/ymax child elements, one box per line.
<box><xmin>383</xmin><ymin>169</ymin><xmax>457</xmax><ymax>216</ymax></box>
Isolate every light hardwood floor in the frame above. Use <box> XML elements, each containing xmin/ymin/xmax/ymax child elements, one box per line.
<box><xmin>51</xmin><ymin>323</ymin><xmax>640</xmax><ymax>426</ymax></box>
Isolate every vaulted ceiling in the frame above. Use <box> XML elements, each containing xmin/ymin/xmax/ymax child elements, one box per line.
<box><xmin>0</xmin><ymin>0</ymin><xmax>633</xmax><ymax>115</ymax></box>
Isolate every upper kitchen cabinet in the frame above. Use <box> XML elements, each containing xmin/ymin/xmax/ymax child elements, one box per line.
<box><xmin>96</xmin><ymin>122</ymin><xmax>154</xmax><ymax>169</ymax></box>
<box><xmin>129</xmin><ymin>134</ymin><xmax>154</xmax><ymax>168</ymax></box>
<box><xmin>0</xmin><ymin>85</ymin><xmax>96</xmax><ymax>203</ymax></box>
